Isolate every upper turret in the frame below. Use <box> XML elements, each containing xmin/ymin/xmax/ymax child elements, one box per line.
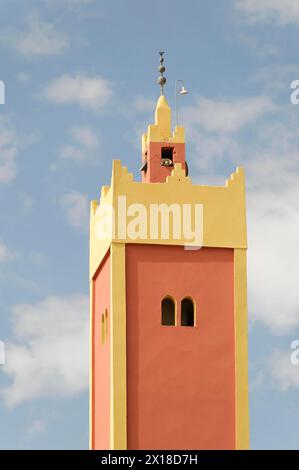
<box><xmin>140</xmin><ymin>53</ymin><xmax>187</xmax><ymax>183</ymax></box>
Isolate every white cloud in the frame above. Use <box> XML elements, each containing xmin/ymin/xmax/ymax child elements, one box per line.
<box><xmin>252</xmin><ymin>64</ymin><xmax>299</xmax><ymax>96</ymax></box>
<box><xmin>41</xmin><ymin>74</ymin><xmax>113</xmax><ymax>111</ymax></box>
<box><xmin>1</xmin><ymin>13</ymin><xmax>69</xmax><ymax>58</ymax></box>
<box><xmin>183</xmin><ymin>95</ymin><xmax>275</xmax><ymax>134</ymax></box>
<box><xmin>184</xmin><ymin>95</ymin><xmax>299</xmax><ymax>334</ymax></box>
<box><xmin>17</xmin><ymin>417</ymin><xmax>47</xmax><ymax>448</ymax></box>
<box><xmin>0</xmin><ymin>117</ymin><xmax>38</xmax><ymax>183</ymax></box>
<box><xmin>0</xmin><ymin>117</ymin><xmax>19</xmax><ymax>183</ymax></box>
<box><xmin>69</xmin><ymin>126</ymin><xmax>99</xmax><ymax>150</ymax></box>
<box><xmin>236</xmin><ymin>0</ymin><xmax>299</xmax><ymax>26</ymax></box>
<box><xmin>240</xmin><ymin>107</ymin><xmax>299</xmax><ymax>334</ymax></box>
<box><xmin>58</xmin><ymin>127</ymin><xmax>99</xmax><ymax>164</ymax></box>
<box><xmin>59</xmin><ymin>191</ymin><xmax>89</xmax><ymax>231</ymax></box>
<box><xmin>27</xmin><ymin>419</ymin><xmax>47</xmax><ymax>436</ymax></box>
<box><xmin>19</xmin><ymin>193</ymin><xmax>34</xmax><ymax>213</ymax></box>
<box><xmin>133</xmin><ymin>96</ymin><xmax>156</xmax><ymax>113</ymax></box>
<box><xmin>16</xmin><ymin>72</ymin><xmax>31</xmax><ymax>83</ymax></box>
<box><xmin>48</xmin><ymin>0</ymin><xmax>95</xmax><ymax>6</ymax></box>
<box><xmin>59</xmin><ymin>145</ymin><xmax>85</xmax><ymax>162</ymax></box>
<box><xmin>186</xmin><ymin>129</ymin><xmax>242</xmax><ymax>171</ymax></box>
<box><xmin>270</xmin><ymin>350</ymin><xmax>299</xmax><ymax>390</ymax></box>
<box><xmin>238</xmin><ymin>33</ymin><xmax>280</xmax><ymax>57</ymax></box>
<box><xmin>2</xmin><ymin>294</ymin><xmax>89</xmax><ymax>407</ymax></box>
<box><xmin>182</xmin><ymin>95</ymin><xmax>275</xmax><ymax>171</ymax></box>
<box><xmin>0</xmin><ymin>240</ymin><xmax>15</xmax><ymax>262</ymax></box>
<box><xmin>248</xmin><ymin>186</ymin><xmax>299</xmax><ymax>334</ymax></box>
<box><xmin>0</xmin><ymin>241</ymin><xmax>9</xmax><ymax>261</ymax></box>
<box><xmin>67</xmin><ymin>0</ymin><xmax>95</xmax><ymax>3</ymax></box>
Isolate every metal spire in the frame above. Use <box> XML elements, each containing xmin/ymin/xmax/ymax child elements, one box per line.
<box><xmin>157</xmin><ymin>51</ymin><xmax>166</xmax><ymax>95</ymax></box>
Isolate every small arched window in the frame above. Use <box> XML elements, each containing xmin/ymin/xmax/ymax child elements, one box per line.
<box><xmin>161</xmin><ymin>296</ymin><xmax>176</xmax><ymax>326</ymax></box>
<box><xmin>181</xmin><ymin>297</ymin><xmax>195</xmax><ymax>327</ymax></box>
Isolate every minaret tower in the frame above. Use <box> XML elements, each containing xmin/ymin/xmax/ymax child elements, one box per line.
<box><xmin>89</xmin><ymin>53</ymin><xmax>249</xmax><ymax>450</ymax></box>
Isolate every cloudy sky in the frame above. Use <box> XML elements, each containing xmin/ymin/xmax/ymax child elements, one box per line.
<box><xmin>0</xmin><ymin>0</ymin><xmax>299</xmax><ymax>450</ymax></box>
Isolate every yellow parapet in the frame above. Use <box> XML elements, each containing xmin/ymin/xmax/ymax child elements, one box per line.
<box><xmin>90</xmin><ymin>161</ymin><xmax>247</xmax><ymax>279</ymax></box>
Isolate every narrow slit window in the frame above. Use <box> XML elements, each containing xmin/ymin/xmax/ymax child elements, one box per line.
<box><xmin>181</xmin><ymin>297</ymin><xmax>195</xmax><ymax>327</ymax></box>
<box><xmin>105</xmin><ymin>309</ymin><xmax>108</xmax><ymax>340</ymax></box>
<box><xmin>101</xmin><ymin>314</ymin><xmax>105</xmax><ymax>344</ymax></box>
<box><xmin>161</xmin><ymin>297</ymin><xmax>176</xmax><ymax>326</ymax></box>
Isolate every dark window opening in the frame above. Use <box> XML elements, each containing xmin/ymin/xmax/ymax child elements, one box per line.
<box><xmin>181</xmin><ymin>297</ymin><xmax>195</xmax><ymax>326</ymax></box>
<box><xmin>140</xmin><ymin>151</ymin><xmax>148</xmax><ymax>172</ymax></box>
<box><xmin>140</xmin><ymin>160</ymin><xmax>147</xmax><ymax>172</ymax></box>
<box><xmin>161</xmin><ymin>297</ymin><xmax>176</xmax><ymax>326</ymax></box>
<box><xmin>161</xmin><ymin>147</ymin><xmax>174</xmax><ymax>167</ymax></box>
<box><xmin>101</xmin><ymin>314</ymin><xmax>105</xmax><ymax>344</ymax></box>
<box><xmin>105</xmin><ymin>309</ymin><xmax>108</xmax><ymax>340</ymax></box>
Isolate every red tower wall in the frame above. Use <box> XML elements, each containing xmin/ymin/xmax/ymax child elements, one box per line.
<box><xmin>125</xmin><ymin>244</ymin><xmax>235</xmax><ymax>450</ymax></box>
<box><xmin>92</xmin><ymin>251</ymin><xmax>111</xmax><ymax>450</ymax></box>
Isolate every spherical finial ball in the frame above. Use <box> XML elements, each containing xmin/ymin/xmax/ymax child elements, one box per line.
<box><xmin>158</xmin><ymin>65</ymin><xmax>165</xmax><ymax>73</ymax></box>
<box><xmin>157</xmin><ymin>76</ymin><xmax>166</xmax><ymax>86</ymax></box>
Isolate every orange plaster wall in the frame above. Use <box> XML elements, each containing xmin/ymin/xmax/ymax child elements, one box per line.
<box><xmin>125</xmin><ymin>244</ymin><xmax>235</xmax><ymax>450</ymax></box>
<box><xmin>92</xmin><ymin>251</ymin><xmax>111</xmax><ymax>450</ymax></box>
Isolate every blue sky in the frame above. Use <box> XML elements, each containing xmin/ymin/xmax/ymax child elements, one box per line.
<box><xmin>1</xmin><ymin>0</ymin><xmax>299</xmax><ymax>449</ymax></box>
